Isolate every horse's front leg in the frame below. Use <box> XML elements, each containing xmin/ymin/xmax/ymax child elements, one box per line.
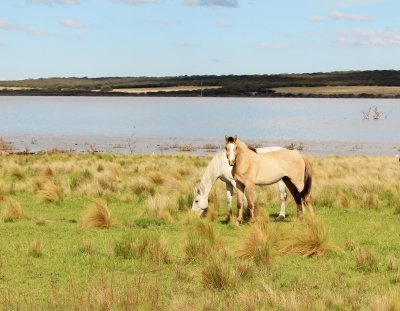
<box><xmin>222</xmin><ymin>182</ymin><xmax>234</xmax><ymax>223</ymax></box>
<box><xmin>236</xmin><ymin>182</ymin><xmax>245</xmax><ymax>225</ymax></box>
<box><xmin>276</xmin><ymin>180</ymin><xmax>287</xmax><ymax>221</ymax></box>
<box><xmin>244</xmin><ymin>183</ymin><xmax>256</xmax><ymax>223</ymax></box>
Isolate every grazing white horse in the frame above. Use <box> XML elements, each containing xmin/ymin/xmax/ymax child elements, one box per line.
<box><xmin>191</xmin><ymin>148</ymin><xmax>288</xmax><ymax>222</ymax></box>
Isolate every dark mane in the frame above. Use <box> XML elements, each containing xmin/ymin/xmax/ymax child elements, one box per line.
<box><xmin>247</xmin><ymin>145</ymin><xmax>257</xmax><ymax>153</ymax></box>
<box><xmin>227</xmin><ymin>136</ymin><xmax>235</xmax><ymax>143</ymax></box>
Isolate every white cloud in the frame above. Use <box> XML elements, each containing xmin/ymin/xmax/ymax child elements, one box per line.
<box><xmin>337</xmin><ymin>27</ymin><xmax>400</xmax><ymax>47</ymax></box>
<box><xmin>184</xmin><ymin>0</ymin><xmax>238</xmax><ymax>7</ymax></box>
<box><xmin>0</xmin><ymin>19</ymin><xmax>48</xmax><ymax>36</ymax></box>
<box><xmin>310</xmin><ymin>11</ymin><xmax>371</xmax><ymax>22</ymax></box>
<box><xmin>113</xmin><ymin>0</ymin><xmax>159</xmax><ymax>4</ymax></box>
<box><xmin>260</xmin><ymin>43</ymin><xmax>286</xmax><ymax>51</ymax></box>
<box><xmin>26</xmin><ymin>28</ymin><xmax>49</xmax><ymax>36</ymax></box>
<box><xmin>328</xmin><ymin>11</ymin><xmax>371</xmax><ymax>21</ymax></box>
<box><xmin>0</xmin><ymin>19</ymin><xmax>23</xmax><ymax>31</ymax></box>
<box><xmin>60</xmin><ymin>19</ymin><xmax>88</xmax><ymax>29</ymax></box>
<box><xmin>309</xmin><ymin>15</ymin><xmax>326</xmax><ymax>22</ymax></box>
<box><xmin>26</xmin><ymin>0</ymin><xmax>82</xmax><ymax>5</ymax></box>
<box><xmin>331</xmin><ymin>0</ymin><xmax>388</xmax><ymax>6</ymax></box>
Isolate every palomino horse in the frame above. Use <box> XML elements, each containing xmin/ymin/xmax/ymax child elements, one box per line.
<box><xmin>225</xmin><ymin>135</ymin><xmax>313</xmax><ymax>224</ymax></box>
<box><xmin>191</xmin><ymin>148</ymin><xmax>288</xmax><ymax>222</ymax></box>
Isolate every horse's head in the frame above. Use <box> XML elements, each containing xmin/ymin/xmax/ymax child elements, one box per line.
<box><xmin>225</xmin><ymin>134</ymin><xmax>238</xmax><ymax>166</ymax></box>
<box><xmin>191</xmin><ymin>186</ymin><xmax>208</xmax><ymax>215</ymax></box>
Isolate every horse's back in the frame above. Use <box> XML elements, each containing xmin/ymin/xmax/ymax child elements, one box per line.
<box><xmin>257</xmin><ymin>149</ymin><xmax>305</xmax><ymax>177</ymax></box>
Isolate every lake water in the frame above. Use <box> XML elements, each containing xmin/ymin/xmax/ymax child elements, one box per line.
<box><xmin>0</xmin><ymin>96</ymin><xmax>399</xmax><ymax>155</ymax></box>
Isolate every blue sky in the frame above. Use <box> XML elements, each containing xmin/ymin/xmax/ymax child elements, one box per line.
<box><xmin>1</xmin><ymin>0</ymin><xmax>399</xmax><ymax>80</ymax></box>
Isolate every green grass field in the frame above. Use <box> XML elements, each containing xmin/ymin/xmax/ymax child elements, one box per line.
<box><xmin>0</xmin><ymin>153</ymin><xmax>399</xmax><ymax>310</ymax></box>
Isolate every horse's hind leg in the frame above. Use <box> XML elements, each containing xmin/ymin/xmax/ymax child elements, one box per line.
<box><xmin>244</xmin><ymin>183</ymin><xmax>256</xmax><ymax>223</ymax></box>
<box><xmin>276</xmin><ymin>180</ymin><xmax>287</xmax><ymax>221</ymax></box>
<box><xmin>302</xmin><ymin>193</ymin><xmax>315</xmax><ymax>215</ymax></box>
<box><xmin>236</xmin><ymin>183</ymin><xmax>245</xmax><ymax>225</ymax></box>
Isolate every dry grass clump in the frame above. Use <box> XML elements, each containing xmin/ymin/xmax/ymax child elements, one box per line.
<box><xmin>38</xmin><ymin>182</ymin><xmax>62</xmax><ymax>203</ymax></box>
<box><xmin>41</xmin><ymin>166</ymin><xmax>54</xmax><ymax>180</ymax></box>
<box><xmin>145</xmin><ymin>194</ymin><xmax>178</xmax><ymax>223</ymax></box>
<box><xmin>201</xmin><ymin>255</ymin><xmax>237</xmax><ymax>291</ymax></box>
<box><xmin>114</xmin><ymin>233</ymin><xmax>169</xmax><ymax>264</ymax></box>
<box><xmin>237</xmin><ymin>225</ymin><xmax>274</xmax><ymax>265</ymax></box>
<box><xmin>82</xmin><ymin>199</ymin><xmax>116</xmax><ymax>229</ymax></box>
<box><xmin>184</xmin><ymin>220</ymin><xmax>221</xmax><ymax>262</ymax></box>
<box><xmin>278</xmin><ymin>215</ymin><xmax>343</xmax><ymax>257</ymax></box>
<box><xmin>1</xmin><ymin>198</ymin><xmax>24</xmax><ymax>222</ymax></box>
<box><xmin>8</xmin><ymin>163</ymin><xmax>25</xmax><ymax>180</ymax></box>
<box><xmin>35</xmin><ymin>216</ymin><xmax>47</xmax><ymax>226</ymax></box>
<box><xmin>79</xmin><ymin>240</ymin><xmax>96</xmax><ymax>255</ymax></box>
<box><xmin>387</xmin><ymin>255</ymin><xmax>397</xmax><ymax>272</ymax></box>
<box><xmin>96</xmin><ymin>172</ymin><xmax>117</xmax><ymax>192</ymax></box>
<box><xmin>355</xmin><ymin>247</ymin><xmax>378</xmax><ymax>271</ymax></box>
<box><xmin>130</xmin><ymin>177</ymin><xmax>155</xmax><ymax>199</ymax></box>
<box><xmin>28</xmin><ymin>239</ymin><xmax>43</xmax><ymax>258</ymax></box>
<box><xmin>0</xmin><ymin>183</ymin><xmax>5</xmax><ymax>201</ymax></box>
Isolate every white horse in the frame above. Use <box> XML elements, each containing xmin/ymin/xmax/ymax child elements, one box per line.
<box><xmin>191</xmin><ymin>147</ymin><xmax>288</xmax><ymax>222</ymax></box>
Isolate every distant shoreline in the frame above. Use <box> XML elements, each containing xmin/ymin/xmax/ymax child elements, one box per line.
<box><xmin>1</xmin><ymin>89</ymin><xmax>400</xmax><ymax>98</ymax></box>
<box><xmin>1</xmin><ymin>70</ymin><xmax>400</xmax><ymax>98</ymax></box>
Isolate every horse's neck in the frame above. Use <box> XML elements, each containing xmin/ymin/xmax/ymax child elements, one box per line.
<box><xmin>199</xmin><ymin>152</ymin><xmax>225</xmax><ymax>196</ymax></box>
<box><xmin>236</xmin><ymin>141</ymin><xmax>256</xmax><ymax>169</ymax></box>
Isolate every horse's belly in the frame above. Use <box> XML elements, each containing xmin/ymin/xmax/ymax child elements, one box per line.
<box><xmin>254</xmin><ymin>164</ymin><xmax>283</xmax><ymax>185</ymax></box>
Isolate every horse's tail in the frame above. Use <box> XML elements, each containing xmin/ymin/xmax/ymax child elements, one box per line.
<box><xmin>298</xmin><ymin>155</ymin><xmax>312</xmax><ymax>200</ymax></box>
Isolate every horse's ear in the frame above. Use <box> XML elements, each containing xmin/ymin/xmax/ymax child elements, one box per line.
<box><xmin>194</xmin><ymin>186</ymin><xmax>200</xmax><ymax>195</ymax></box>
<box><xmin>233</xmin><ymin>134</ymin><xmax>237</xmax><ymax>142</ymax></box>
<box><xmin>225</xmin><ymin>135</ymin><xmax>229</xmax><ymax>143</ymax></box>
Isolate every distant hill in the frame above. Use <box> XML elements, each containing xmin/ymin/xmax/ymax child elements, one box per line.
<box><xmin>1</xmin><ymin>70</ymin><xmax>400</xmax><ymax>97</ymax></box>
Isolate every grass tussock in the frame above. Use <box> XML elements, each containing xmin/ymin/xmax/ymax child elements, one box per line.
<box><xmin>114</xmin><ymin>233</ymin><xmax>169</xmax><ymax>264</ymax></box>
<box><xmin>237</xmin><ymin>224</ymin><xmax>276</xmax><ymax>265</ymax></box>
<box><xmin>82</xmin><ymin>199</ymin><xmax>116</xmax><ymax>229</ymax></box>
<box><xmin>2</xmin><ymin>198</ymin><xmax>24</xmax><ymax>222</ymax></box>
<box><xmin>355</xmin><ymin>247</ymin><xmax>378</xmax><ymax>271</ymax></box>
<box><xmin>41</xmin><ymin>166</ymin><xmax>54</xmax><ymax>180</ymax></box>
<box><xmin>184</xmin><ymin>220</ymin><xmax>220</xmax><ymax>262</ymax></box>
<box><xmin>38</xmin><ymin>182</ymin><xmax>62</xmax><ymax>203</ymax></box>
<box><xmin>201</xmin><ymin>255</ymin><xmax>237</xmax><ymax>291</ymax></box>
<box><xmin>79</xmin><ymin>240</ymin><xmax>96</xmax><ymax>255</ymax></box>
<box><xmin>35</xmin><ymin>216</ymin><xmax>47</xmax><ymax>226</ymax></box>
<box><xmin>0</xmin><ymin>183</ymin><xmax>5</xmax><ymax>201</ymax></box>
<box><xmin>28</xmin><ymin>239</ymin><xmax>43</xmax><ymax>258</ymax></box>
<box><xmin>278</xmin><ymin>215</ymin><xmax>343</xmax><ymax>257</ymax></box>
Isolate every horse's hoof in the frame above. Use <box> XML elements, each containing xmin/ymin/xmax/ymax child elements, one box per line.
<box><xmin>275</xmin><ymin>215</ymin><xmax>285</xmax><ymax>222</ymax></box>
<box><xmin>248</xmin><ymin>217</ymin><xmax>256</xmax><ymax>224</ymax></box>
<box><xmin>235</xmin><ymin>219</ymin><xmax>243</xmax><ymax>226</ymax></box>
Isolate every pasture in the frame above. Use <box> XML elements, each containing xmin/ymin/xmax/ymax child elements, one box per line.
<box><xmin>0</xmin><ymin>152</ymin><xmax>399</xmax><ymax>310</ymax></box>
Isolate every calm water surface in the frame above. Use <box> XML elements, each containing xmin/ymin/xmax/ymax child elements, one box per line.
<box><xmin>0</xmin><ymin>96</ymin><xmax>399</xmax><ymax>155</ymax></box>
